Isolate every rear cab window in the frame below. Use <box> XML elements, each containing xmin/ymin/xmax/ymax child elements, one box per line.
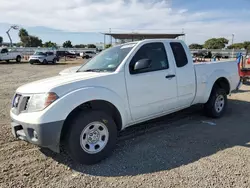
<box><xmin>170</xmin><ymin>42</ymin><xmax>188</xmax><ymax>68</ymax></box>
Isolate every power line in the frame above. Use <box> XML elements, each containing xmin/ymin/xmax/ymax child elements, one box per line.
<box><xmin>7</xmin><ymin>28</ymin><xmax>185</xmax><ymax>34</ymax></box>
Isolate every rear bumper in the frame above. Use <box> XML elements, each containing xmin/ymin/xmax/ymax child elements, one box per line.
<box><xmin>11</xmin><ymin>118</ymin><xmax>64</xmax><ymax>153</ymax></box>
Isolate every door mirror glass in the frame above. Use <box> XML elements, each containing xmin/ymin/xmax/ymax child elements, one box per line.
<box><xmin>134</xmin><ymin>58</ymin><xmax>151</xmax><ymax>71</ymax></box>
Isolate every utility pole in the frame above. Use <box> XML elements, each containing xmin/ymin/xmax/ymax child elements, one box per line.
<box><xmin>232</xmin><ymin>34</ymin><xmax>235</xmax><ymax>59</ymax></box>
<box><xmin>109</xmin><ymin>28</ymin><xmax>112</xmax><ymax>45</ymax></box>
<box><xmin>232</xmin><ymin>34</ymin><xmax>234</xmax><ymax>45</ymax></box>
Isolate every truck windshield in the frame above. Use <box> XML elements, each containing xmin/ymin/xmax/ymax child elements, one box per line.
<box><xmin>34</xmin><ymin>52</ymin><xmax>46</xmax><ymax>56</ymax></box>
<box><xmin>77</xmin><ymin>44</ymin><xmax>135</xmax><ymax>72</ymax></box>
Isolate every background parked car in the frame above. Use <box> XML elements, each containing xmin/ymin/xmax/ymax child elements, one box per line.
<box><xmin>80</xmin><ymin>51</ymin><xmax>96</xmax><ymax>59</ymax></box>
<box><xmin>29</xmin><ymin>51</ymin><xmax>58</xmax><ymax>64</ymax></box>
<box><xmin>56</xmin><ymin>50</ymin><xmax>77</xmax><ymax>59</ymax></box>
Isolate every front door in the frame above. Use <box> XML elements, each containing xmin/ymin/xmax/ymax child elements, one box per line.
<box><xmin>46</xmin><ymin>52</ymin><xmax>54</xmax><ymax>62</ymax></box>
<box><xmin>125</xmin><ymin>42</ymin><xmax>178</xmax><ymax>121</ymax></box>
<box><xmin>1</xmin><ymin>49</ymin><xmax>9</xmax><ymax>60</ymax></box>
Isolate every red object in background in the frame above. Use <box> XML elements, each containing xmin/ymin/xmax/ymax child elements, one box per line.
<box><xmin>247</xmin><ymin>58</ymin><xmax>250</xmax><ymax>64</ymax></box>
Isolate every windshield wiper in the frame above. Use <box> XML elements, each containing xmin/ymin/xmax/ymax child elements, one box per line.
<box><xmin>77</xmin><ymin>68</ymin><xmax>114</xmax><ymax>73</ymax></box>
<box><xmin>81</xmin><ymin>69</ymin><xmax>103</xmax><ymax>72</ymax></box>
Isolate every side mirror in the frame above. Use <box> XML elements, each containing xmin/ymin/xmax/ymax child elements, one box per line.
<box><xmin>133</xmin><ymin>58</ymin><xmax>151</xmax><ymax>72</ymax></box>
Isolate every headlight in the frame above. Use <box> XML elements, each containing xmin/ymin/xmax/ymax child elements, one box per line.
<box><xmin>27</xmin><ymin>92</ymin><xmax>58</xmax><ymax>112</ymax></box>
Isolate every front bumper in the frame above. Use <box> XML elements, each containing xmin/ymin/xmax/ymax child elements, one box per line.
<box><xmin>29</xmin><ymin>59</ymin><xmax>43</xmax><ymax>63</ymax></box>
<box><xmin>11</xmin><ymin>118</ymin><xmax>64</xmax><ymax>153</ymax></box>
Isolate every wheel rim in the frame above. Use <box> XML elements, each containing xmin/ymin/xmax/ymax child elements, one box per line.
<box><xmin>80</xmin><ymin>121</ymin><xmax>109</xmax><ymax>154</ymax></box>
<box><xmin>215</xmin><ymin>94</ymin><xmax>225</xmax><ymax>113</ymax></box>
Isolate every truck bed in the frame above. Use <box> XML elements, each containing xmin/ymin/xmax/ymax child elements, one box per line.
<box><xmin>193</xmin><ymin>60</ymin><xmax>239</xmax><ymax>104</ymax></box>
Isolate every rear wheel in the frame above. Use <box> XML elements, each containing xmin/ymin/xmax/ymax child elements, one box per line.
<box><xmin>204</xmin><ymin>86</ymin><xmax>227</xmax><ymax>118</ymax></box>
<box><xmin>65</xmin><ymin>110</ymin><xmax>118</xmax><ymax>165</ymax></box>
<box><xmin>52</xmin><ymin>58</ymin><xmax>57</xmax><ymax>64</ymax></box>
<box><xmin>16</xmin><ymin>56</ymin><xmax>21</xmax><ymax>63</ymax></box>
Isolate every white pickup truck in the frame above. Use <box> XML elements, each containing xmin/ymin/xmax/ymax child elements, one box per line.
<box><xmin>0</xmin><ymin>47</ymin><xmax>22</xmax><ymax>62</ymax></box>
<box><xmin>10</xmin><ymin>39</ymin><xmax>239</xmax><ymax>165</ymax></box>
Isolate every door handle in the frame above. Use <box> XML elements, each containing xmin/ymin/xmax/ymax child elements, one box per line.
<box><xmin>165</xmin><ymin>74</ymin><xmax>176</xmax><ymax>79</ymax></box>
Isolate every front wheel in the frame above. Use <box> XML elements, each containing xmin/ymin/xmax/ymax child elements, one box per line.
<box><xmin>42</xmin><ymin>59</ymin><xmax>48</xmax><ymax>64</ymax></box>
<box><xmin>204</xmin><ymin>86</ymin><xmax>227</xmax><ymax>118</ymax></box>
<box><xmin>65</xmin><ymin>110</ymin><xmax>118</xmax><ymax>165</ymax></box>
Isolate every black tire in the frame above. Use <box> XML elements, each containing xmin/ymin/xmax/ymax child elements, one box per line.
<box><xmin>65</xmin><ymin>110</ymin><xmax>118</xmax><ymax>165</ymax></box>
<box><xmin>52</xmin><ymin>58</ymin><xmax>57</xmax><ymax>64</ymax></box>
<box><xmin>204</xmin><ymin>86</ymin><xmax>227</xmax><ymax>118</ymax></box>
<box><xmin>6</xmin><ymin>60</ymin><xmax>9</xmax><ymax>63</ymax></box>
<box><xmin>16</xmin><ymin>56</ymin><xmax>21</xmax><ymax>63</ymax></box>
<box><xmin>242</xmin><ymin>77</ymin><xmax>248</xmax><ymax>85</ymax></box>
<box><xmin>30</xmin><ymin>61</ymin><xmax>33</xmax><ymax>64</ymax></box>
<box><xmin>43</xmin><ymin>59</ymin><xmax>48</xmax><ymax>64</ymax></box>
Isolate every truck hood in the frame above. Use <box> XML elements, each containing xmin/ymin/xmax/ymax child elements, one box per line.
<box><xmin>16</xmin><ymin>72</ymin><xmax>109</xmax><ymax>94</ymax></box>
<box><xmin>29</xmin><ymin>55</ymin><xmax>46</xmax><ymax>59</ymax></box>
<box><xmin>59</xmin><ymin>66</ymin><xmax>81</xmax><ymax>75</ymax></box>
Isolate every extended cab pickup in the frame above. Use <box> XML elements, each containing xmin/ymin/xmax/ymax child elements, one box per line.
<box><xmin>0</xmin><ymin>48</ymin><xmax>22</xmax><ymax>62</ymax></box>
<box><xmin>10</xmin><ymin>39</ymin><xmax>240</xmax><ymax>165</ymax></box>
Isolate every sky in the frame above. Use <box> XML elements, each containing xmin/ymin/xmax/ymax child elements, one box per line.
<box><xmin>0</xmin><ymin>0</ymin><xmax>250</xmax><ymax>45</ymax></box>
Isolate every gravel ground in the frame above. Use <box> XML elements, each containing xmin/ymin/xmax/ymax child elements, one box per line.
<box><xmin>0</xmin><ymin>60</ymin><xmax>250</xmax><ymax>188</ymax></box>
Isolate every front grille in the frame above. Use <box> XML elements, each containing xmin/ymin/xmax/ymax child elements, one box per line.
<box><xmin>12</xmin><ymin>94</ymin><xmax>30</xmax><ymax>115</ymax></box>
<box><xmin>29</xmin><ymin>59</ymin><xmax>41</xmax><ymax>63</ymax></box>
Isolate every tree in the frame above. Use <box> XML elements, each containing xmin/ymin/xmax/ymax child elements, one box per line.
<box><xmin>74</xmin><ymin>44</ymin><xmax>86</xmax><ymax>48</ymax></box>
<box><xmin>105</xmin><ymin>44</ymin><xmax>112</xmax><ymax>49</ymax></box>
<box><xmin>227</xmin><ymin>43</ymin><xmax>244</xmax><ymax>49</ymax></box>
<box><xmin>43</xmin><ymin>41</ymin><xmax>57</xmax><ymax>48</ymax></box>
<box><xmin>203</xmin><ymin>38</ymin><xmax>229</xmax><ymax>49</ymax></box>
<box><xmin>243</xmin><ymin>41</ymin><xmax>250</xmax><ymax>50</ymax></box>
<box><xmin>29</xmin><ymin>36</ymin><xmax>43</xmax><ymax>47</ymax></box>
<box><xmin>63</xmin><ymin>40</ymin><xmax>73</xmax><ymax>48</ymax></box>
<box><xmin>87</xmin><ymin>44</ymin><xmax>96</xmax><ymax>48</ymax></box>
<box><xmin>18</xmin><ymin>28</ymin><xmax>42</xmax><ymax>47</ymax></box>
<box><xmin>243</xmin><ymin>41</ymin><xmax>250</xmax><ymax>55</ymax></box>
<box><xmin>189</xmin><ymin>43</ymin><xmax>203</xmax><ymax>49</ymax></box>
<box><xmin>0</xmin><ymin>36</ymin><xmax>3</xmax><ymax>45</ymax></box>
<box><xmin>18</xmin><ymin>28</ymin><xmax>29</xmax><ymax>38</ymax></box>
<box><xmin>20</xmin><ymin>35</ymin><xmax>42</xmax><ymax>47</ymax></box>
<box><xmin>15</xmin><ymin>42</ymin><xmax>23</xmax><ymax>47</ymax></box>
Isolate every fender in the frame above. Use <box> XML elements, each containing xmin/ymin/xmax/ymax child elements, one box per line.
<box><xmin>40</xmin><ymin>86</ymin><xmax>131</xmax><ymax>130</ymax></box>
<box><xmin>200</xmin><ymin>69</ymin><xmax>231</xmax><ymax>104</ymax></box>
